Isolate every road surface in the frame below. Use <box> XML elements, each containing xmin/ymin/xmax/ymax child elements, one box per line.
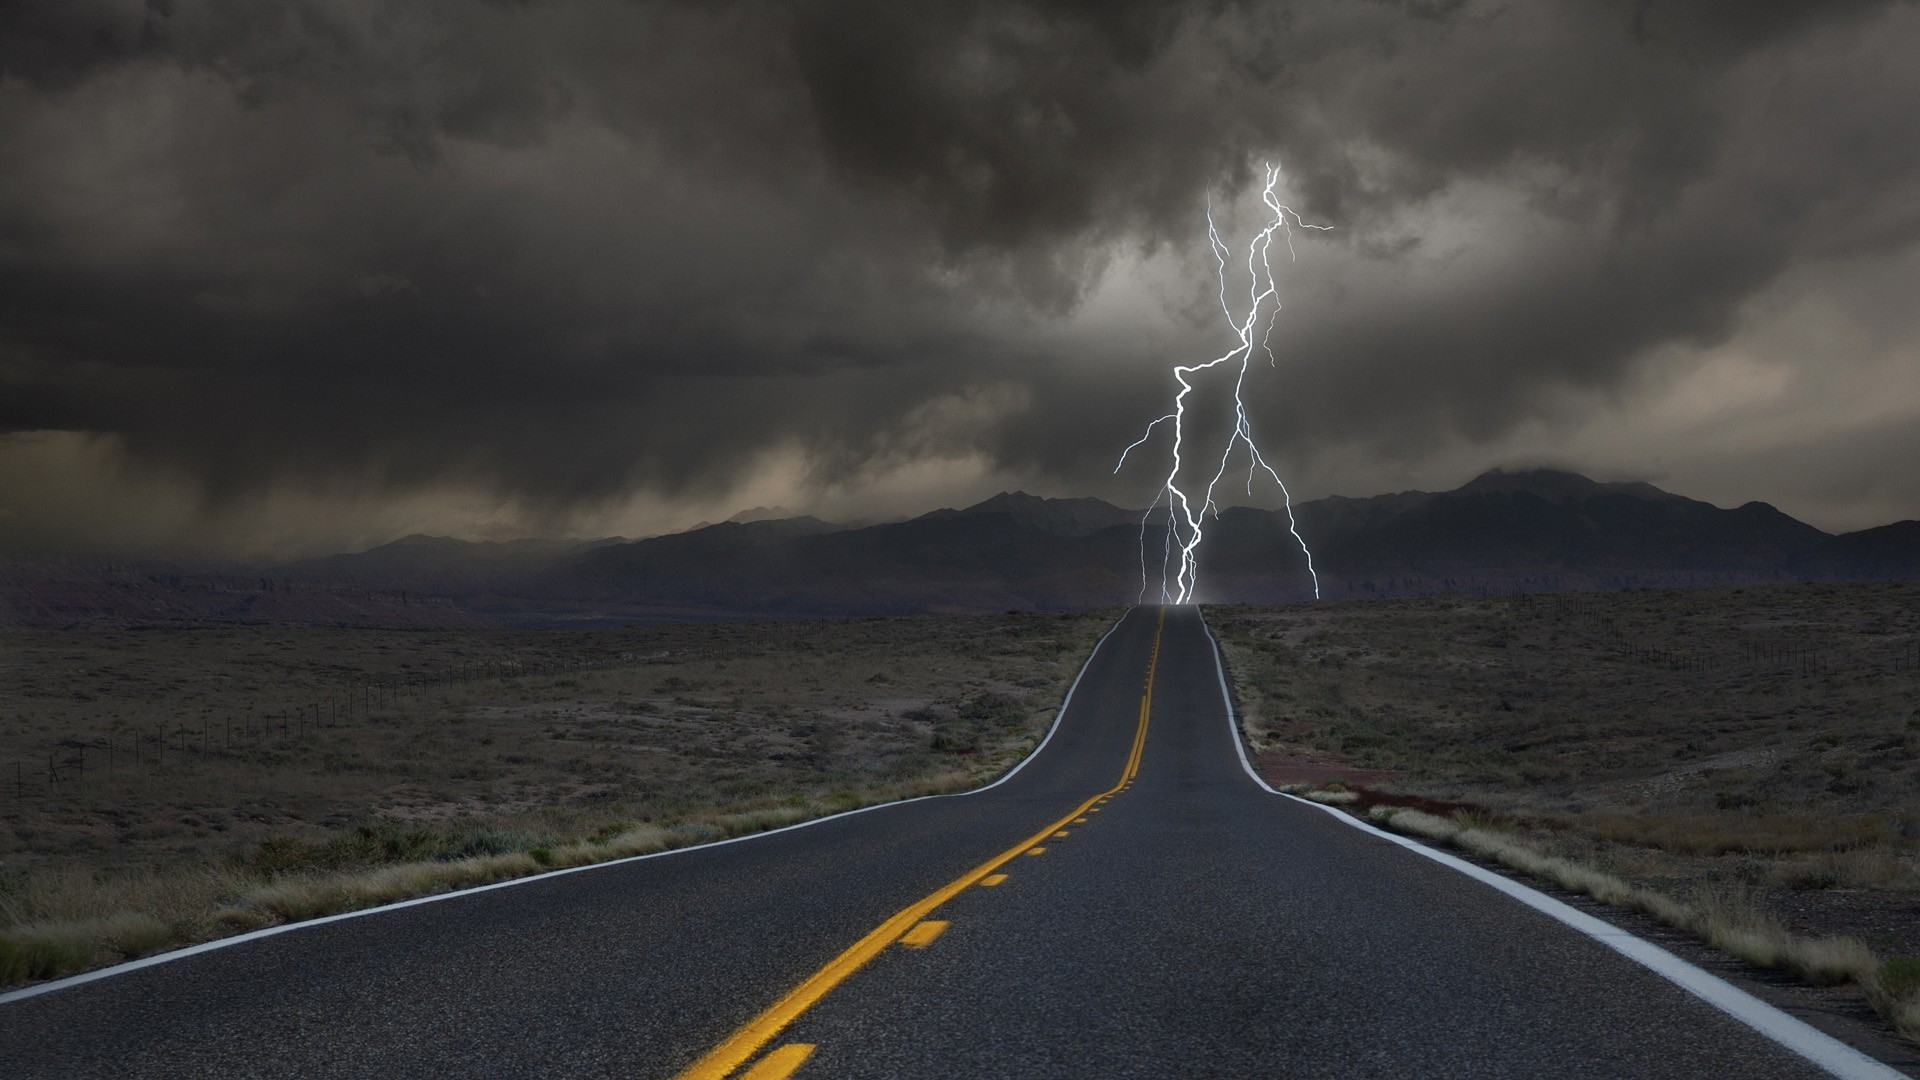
<box><xmin>0</xmin><ymin>607</ymin><xmax>1894</xmax><ymax>1077</ymax></box>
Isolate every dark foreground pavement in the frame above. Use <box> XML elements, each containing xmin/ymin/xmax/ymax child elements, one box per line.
<box><xmin>0</xmin><ymin>607</ymin><xmax>1875</xmax><ymax>1077</ymax></box>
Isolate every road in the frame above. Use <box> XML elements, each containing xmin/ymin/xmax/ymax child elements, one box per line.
<box><xmin>0</xmin><ymin>606</ymin><xmax>1893</xmax><ymax>1077</ymax></box>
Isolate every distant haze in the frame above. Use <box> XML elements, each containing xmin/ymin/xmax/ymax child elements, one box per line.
<box><xmin>7</xmin><ymin>470</ymin><xmax>1914</xmax><ymax>628</ymax></box>
<box><xmin>3</xmin><ymin>2</ymin><xmax>1920</xmax><ymax>558</ymax></box>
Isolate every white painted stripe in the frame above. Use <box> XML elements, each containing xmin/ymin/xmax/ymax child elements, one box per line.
<box><xmin>973</xmin><ymin>606</ymin><xmax>1129</xmax><ymax>792</ymax></box>
<box><xmin>1197</xmin><ymin>608</ymin><xmax>1907</xmax><ymax>1080</ymax></box>
<box><xmin>0</xmin><ymin>607</ymin><xmax>1135</xmax><ymax>1007</ymax></box>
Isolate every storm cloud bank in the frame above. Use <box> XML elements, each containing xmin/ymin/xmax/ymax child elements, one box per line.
<box><xmin>3</xmin><ymin>0</ymin><xmax>1918</xmax><ymax>555</ymax></box>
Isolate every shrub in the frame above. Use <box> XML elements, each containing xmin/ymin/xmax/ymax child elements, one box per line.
<box><xmin>1875</xmin><ymin>958</ymin><xmax>1920</xmax><ymax>1001</ymax></box>
<box><xmin>0</xmin><ymin>930</ymin><xmax>93</xmax><ymax>982</ymax></box>
<box><xmin>99</xmin><ymin>912</ymin><xmax>175</xmax><ymax>959</ymax></box>
<box><xmin>958</xmin><ymin>691</ymin><xmax>1028</xmax><ymax>729</ymax></box>
<box><xmin>443</xmin><ymin>828</ymin><xmax>544</xmax><ymax>860</ymax></box>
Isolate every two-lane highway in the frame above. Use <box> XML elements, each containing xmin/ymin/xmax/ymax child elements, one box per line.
<box><xmin>0</xmin><ymin>607</ymin><xmax>1160</xmax><ymax>1077</ymax></box>
<box><xmin>0</xmin><ymin>607</ymin><xmax>1898</xmax><ymax>1077</ymax></box>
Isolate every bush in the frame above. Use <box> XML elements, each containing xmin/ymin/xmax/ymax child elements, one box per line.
<box><xmin>929</xmin><ymin>728</ymin><xmax>976</xmax><ymax>754</ymax></box>
<box><xmin>0</xmin><ymin>932</ymin><xmax>93</xmax><ymax>982</ymax></box>
<box><xmin>443</xmin><ymin>828</ymin><xmax>543</xmax><ymax>860</ymax></box>
<box><xmin>1878</xmin><ymin>957</ymin><xmax>1920</xmax><ymax>1001</ymax></box>
<box><xmin>99</xmin><ymin>912</ymin><xmax>174</xmax><ymax>959</ymax></box>
<box><xmin>246</xmin><ymin>824</ymin><xmax>549</xmax><ymax>877</ymax></box>
<box><xmin>959</xmin><ymin>692</ymin><xmax>1028</xmax><ymax>730</ymax></box>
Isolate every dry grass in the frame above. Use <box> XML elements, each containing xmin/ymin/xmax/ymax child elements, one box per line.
<box><xmin>1209</xmin><ymin>580</ymin><xmax>1918</xmax><ymax>1039</ymax></box>
<box><xmin>1361</xmin><ymin>804</ymin><xmax>1880</xmax><ymax>987</ymax></box>
<box><xmin>1576</xmin><ymin>812</ymin><xmax>1899</xmax><ymax>857</ymax></box>
<box><xmin>1866</xmin><ymin>958</ymin><xmax>1920</xmax><ymax>1042</ymax></box>
<box><xmin>0</xmin><ymin>610</ymin><xmax>1115</xmax><ymax>986</ymax></box>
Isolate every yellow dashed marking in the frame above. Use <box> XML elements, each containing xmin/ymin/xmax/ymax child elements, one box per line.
<box><xmin>672</xmin><ymin>609</ymin><xmax>1165</xmax><ymax>1079</ymax></box>
<box><xmin>900</xmin><ymin>920</ymin><xmax>949</xmax><ymax>949</ymax></box>
<box><xmin>980</xmin><ymin>874</ymin><xmax>1008</xmax><ymax>887</ymax></box>
<box><xmin>741</xmin><ymin>1044</ymin><xmax>813</xmax><ymax>1080</ymax></box>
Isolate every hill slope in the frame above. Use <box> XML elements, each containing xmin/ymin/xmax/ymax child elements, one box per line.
<box><xmin>7</xmin><ymin>470</ymin><xmax>1914</xmax><ymax>625</ymax></box>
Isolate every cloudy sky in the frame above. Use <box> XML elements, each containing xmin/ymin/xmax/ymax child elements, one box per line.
<box><xmin>3</xmin><ymin>0</ymin><xmax>1918</xmax><ymax>559</ymax></box>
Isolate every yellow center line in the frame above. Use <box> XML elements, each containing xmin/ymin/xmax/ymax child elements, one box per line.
<box><xmin>739</xmin><ymin>1044</ymin><xmax>813</xmax><ymax>1080</ymax></box>
<box><xmin>673</xmin><ymin>607</ymin><xmax>1166</xmax><ymax>1080</ymax></box>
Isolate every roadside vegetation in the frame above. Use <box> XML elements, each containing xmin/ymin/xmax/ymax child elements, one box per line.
<box><xmin>1211</xmin><ymin>580</ymin><xmax>1920</xmax><ymax>1043</ymax></box>
<box><xmin>0</xmin><ymin>609</ymin><xmax>1116</xmax><ymax>987</ymax></box>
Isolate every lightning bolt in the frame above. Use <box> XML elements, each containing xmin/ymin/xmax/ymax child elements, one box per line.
<box><xmin>1114</xmin><ymin>162</ymin><xmax>1327</xmax><ymax>605</ymax></box>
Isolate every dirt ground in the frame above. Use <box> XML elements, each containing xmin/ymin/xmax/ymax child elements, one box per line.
<box><xmin>1209</xmin><ymin>580</ymin><xmax>1920</xmax><ymax>958</ymax></box>
<box><xmin>0</xmin><ymin>610</ymin><xmax>1117</xmax><ymax>936</ymax></box>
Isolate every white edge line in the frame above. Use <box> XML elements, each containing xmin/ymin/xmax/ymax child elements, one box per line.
<box><xmin>0</xmin><ymin>607</ymin><xmax>1137</xmax><ymax>1008</ymax></box>
<box><xmin>1196</xmin><ymin>607</ymin><xmax>1907</xmax><ymax>1080</ymax></box>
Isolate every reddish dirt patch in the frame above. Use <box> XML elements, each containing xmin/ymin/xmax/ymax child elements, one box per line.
<box><xmin>1254</xmin><ymin>753</ymin><xmax>1402</xmax><ymax>788</ymax></box>
<box><xmin>1253</xmin><ymin>754</ymin><xmax>1507</xmax><ymax>823</ymax></box>
<box><xmin>1345</xmin><ymin>787</ymin><xmax>1504</xmax><ymax>822</ymax></box>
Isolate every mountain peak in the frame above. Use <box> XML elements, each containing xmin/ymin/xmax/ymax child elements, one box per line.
<box><xmin>386</xmin><ymin>533</ymin><xmax>467</xmax><ymax>549</ymax></box>
<box><xmin>727</xmin><ymin>505</ymin><xmax>798</xmax><ymax>524</ymax></box>
<box><xmin>1455</xmin><ymin>468</ymin><xmax>1682</xmax><ymax>504</ymax></box>
<box><xmin>961</xmin><ymin>491</ymin><xmax>1049</xmax><ymax>512</ymax></box>
<box><xmin>939</xmin><ymin>491</ymin><xmax>1141</xmax><ymax>538</ymax></box>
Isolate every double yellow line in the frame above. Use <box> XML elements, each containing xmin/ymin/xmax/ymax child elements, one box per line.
<box><xmin>675</xmin><ymin>608</ymin><xmax>1166</xmax><ymax>1080</ymax></box>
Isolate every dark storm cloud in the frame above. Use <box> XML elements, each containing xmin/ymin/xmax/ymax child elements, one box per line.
<box><xmin>2</xmin><ymin>0</ymin><xmax>1918</xmax><ymax>538</ymax></box>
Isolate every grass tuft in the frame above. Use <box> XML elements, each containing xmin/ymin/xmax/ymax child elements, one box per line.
<box><xmin>97</xmin><ymin>912</ymin><xmax>175</xmax><ymax>959</ymax></box>
<box><xmin>1867</xmin><ymin>959</ymin><xmax>1920</xmax><ymax>1042</ymax></box>
<box><xmin>0</xmin><ymin>931</ymin><xmax>92</xmax><ymax>983</ymax></box>
<box><xmin>1370</xmin><ymin>806</ymin><xmax>1458</xmax><ymax>842</ymax></box>
<box><xmin>1369</xmin><ymin>808</ymin><xmax>1883</xmax><ymax>998</ymax></box>
<box><xmin>0</xmin><ymin>910</ymin><xmax>177</xmax><ymax>981</ymax></box>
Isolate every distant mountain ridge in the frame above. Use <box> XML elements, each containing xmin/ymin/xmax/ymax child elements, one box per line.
<box><xmin>1209</xmin><ymin>468</ymin><xmax>1845</xmax><ymax>602</ymax></box>
<box><xmin>284</xmin><ymin>467</ymin><xmax>1920</xmax><ymax>617</ymax></box>
<box><xmin>915</xmin><ymin>492</ymin><xmax>1148</xmax><ymax>537</ymax></box>
<box><xmin>4</xmin><ymin>469</ymin><xmax>1915</xmax><ymax>627</ymax></box>
<box><xmin>278</xmin><ymin>534</ymin><xmax>629</xmax><ymax>595</ymax></box>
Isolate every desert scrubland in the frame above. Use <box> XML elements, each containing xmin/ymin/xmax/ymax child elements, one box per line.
<box><xmin>1211</xmin><ymin>579</ymin><xmax>1920</xmax><ymax>1039</ymax></box>
<box><xmin>0</xmin><ymin>609</ymin><xmax>1116</xmax><ymax>986</ymax></box>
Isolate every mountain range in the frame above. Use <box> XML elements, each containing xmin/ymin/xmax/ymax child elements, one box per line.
<box><xmin>4</xmin><ymin>469</ymin><xmax>1916</xmax><ymax>627</ymax></box>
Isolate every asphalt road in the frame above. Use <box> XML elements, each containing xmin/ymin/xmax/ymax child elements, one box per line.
<box><xmin>0</xmin><ymin>606</ymin><xmax>1877</xmax><ymax>1077</ymax></box>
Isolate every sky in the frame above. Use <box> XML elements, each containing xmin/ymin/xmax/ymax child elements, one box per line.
<box><xmin>3</xmin><ymin>0</ymin><xmax>1919</xmax><ymax>560</ymax></box>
